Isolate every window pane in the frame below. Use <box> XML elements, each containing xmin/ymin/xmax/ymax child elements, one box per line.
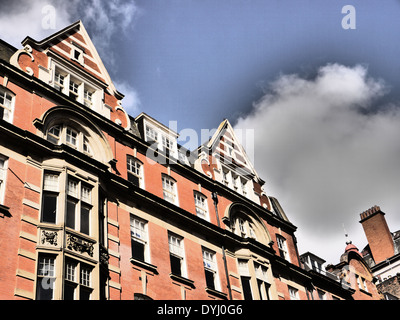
<box><xmin>80</xmin><ymin>266</ymin><xmax>91</xmax><ymax>287</ymax></box>
<box><xmin>205</xmin><ymin>269</ymin><xmax>215</xmax><ymax>290</ymax></box>
<box><xmin>170</xmin><ymin>254</ymin><xmax>182</xmax><ymax>276</ymax></box>
<box><xmin>36</xmin><ymin>256</ymin><xmax>55</xmax><ymax>300</ymax></box>
<box><xmin>128</xmin><ymin>172</ymin><xmax>140</xmax><ymax>187</ymax></box>
<box><xmin>42</xmin><ymin>193</ymin><xmax>57</xmax><ymax>223</ymax></box>
<box><xmin>80</xmin><ymin>206</ymin><xmax>90</xmax><ymax>235</ymax></box>
<box><xmin>67</xmin><ymin>179</ymin><xmax>78</xmax><ymax>197</ymax></box>
<box><xmin>81</xmin><ymin>185</ymin><xmax>91</xmax><ymax>203</ymax></box>
<box><xmin>80</xmin><ymin>287</ymin><xmax>91</xmax><ymax>300</ymax></box>
<box><xmin>241</xmin><ymin>276</ymin><xmax>253</xmax><ymax>300</ymax></box>
<box><xmin>44</xmin><ymin>173</ymin><xmax>59</xmax><ymax>191</ymax></box>
<box><xmin>66</xmin><ymin>128</ymin><xmax>77</xmax><ymax>146</ymax></box>
<box><xmin>65</xmin><ymin>262</ymin><xmax>76</xmax><ymax>282</ymax></box>
<box><xmin>64</xmin><ymin>283</ymin><xmax>76</xmax><ymax>300</ymax></box>
<box><xmin>36</xmin><ymin>278</ymin><xmax>54</xmax><ymax>300</ymax></box>
<box><xmin>66</xmin><ymin>200</ymin><xmax>76</xmax><ymax>229</ymax></box>
<box><xmin>168</xmin><ymin>235</ymin><xmax>182</xmax><ymax>257</ymax></box>
<box><xmin>131</xmin><ymin>239</ymin><xmax>145</xmax><ymax>262</ymax></box>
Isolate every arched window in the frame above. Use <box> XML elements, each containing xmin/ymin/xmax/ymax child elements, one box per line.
<box><xmin>35</xmin><ymin>106</ymin><xmax>116</xmax><ymax>166</ymax></box>
<box><xmin>46</xmin><ymin>124</ymin><xmax>92</xmax><ymax>156</ymax></box>
<box><xmin>227</xmin><ymin>203</ymin><xmax>271</xmax><ymax>246</ymax></box>
<box><xmin>234</xmin><ymin>216</ymin><xmax>257</xmax><ymax>240</ymax></box>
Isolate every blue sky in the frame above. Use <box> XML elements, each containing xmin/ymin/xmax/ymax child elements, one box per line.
<box><xmin>2</xmin><ymin>0</ymin><xmax>400</xmax><ymax>264</ymax></box>
<box><xmin>118</xmin><ymin>0</ymin><xmax>400</xmax><ymax>134</ymax></box>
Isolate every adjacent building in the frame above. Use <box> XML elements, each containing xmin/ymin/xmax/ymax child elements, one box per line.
<box><xmin>359</xmin><ymin>206</ymin><xmax>400</xmax><ymax>299</ymax></box>
<box><xmin>0</xmin><ymin>20</ymin><xmax>377</xmax><ymax>300</ymax></box>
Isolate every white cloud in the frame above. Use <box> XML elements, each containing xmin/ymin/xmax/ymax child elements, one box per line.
<box><xmin>0</xmin><ymin>0</ymin><xmax>76</xmax><ymax>47</ymax></box>
<box><xmin>234</xmin><ymin>63</ymin><xmax>400</xmax><ymax>264</ymax></box>
<box><xmin>0</xmin><ymin>0</ymin><xmax>141</xmax><ymax>115</ymax></box>
<box><xmin>0</xmin><ymin>0</ymin><xmax>140</xmax><ymax>67</ymax></box>
<box><xmin>76</xmin><ymin>0</ymin><xmax>141</xmax><ymax>67</ymax></box>
<box><xmin>114</xmin><ymin>81</ymin><xmax>141</xmax><ymax>115</ymax></box>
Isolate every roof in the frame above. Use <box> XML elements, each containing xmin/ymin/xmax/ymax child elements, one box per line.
<box><xmin>0</xmin><ymin>39</ymin><xmax>17</xmax><ymax>62</ymax></box>
<box><xmin>21</xmin><ymin>20</ymin><xmax>120</xmax><ymax>98</ymax></box>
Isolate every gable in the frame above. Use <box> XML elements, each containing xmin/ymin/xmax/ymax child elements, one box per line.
<box><xmin>19</xmin><ymin>20</ymin><xmax>118</xmax><ymax>96</ymax></box>
<box><xmin>206</xmin><ymin>119</ymin><xmax>259</xmax><ymax>180</ymax></box>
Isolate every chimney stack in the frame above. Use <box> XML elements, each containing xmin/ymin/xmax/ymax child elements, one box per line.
<box><xmin>359</xmin><ymin>205</ymin><xmax>394</xmax><ymax>264</ymax></box>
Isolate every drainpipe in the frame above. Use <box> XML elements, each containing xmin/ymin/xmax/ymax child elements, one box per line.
<box><xmin>212</xmin><ymin>192</ymin><xmax>232</xmax><ymax>300</ymax></box>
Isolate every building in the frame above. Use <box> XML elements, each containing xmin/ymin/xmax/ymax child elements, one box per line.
<box><xmin>0</xmin><ymin>20</ymin><xmax>372</xmax><ymax>300</ymax></box>
<box><xmin>325</xmin><ymin>242</ymin><xmax>381</xmax><ymax>300</ymax></box>
<box><xmin>359</xmin><ymin>205</ymin><xmax>400</xmax><ymax>299</ymax></box>
<box><xmin>300</xmin><ymin>252</ymin><xmax>354</xmax><ymax>300</ymax></box>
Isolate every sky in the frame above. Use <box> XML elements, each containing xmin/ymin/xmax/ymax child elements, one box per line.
<box><xmin>1</xmin><ymin>0</ymin><xmax>400</xmax><ymax>265</ymax></box>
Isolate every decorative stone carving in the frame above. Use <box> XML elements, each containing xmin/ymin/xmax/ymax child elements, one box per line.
<box><xmin>9</xmin><ymin>45</ymin><xmax>35</xmax><ymax>76</ymax></box>
<box><xmin>41</xmin><ymin>230</ymin><xmax>58</xmax><ymax>246</ymax></box>
<box><xmin>66</xmin><ymin>233</ymin><xmax>94</xmax><ymax>257</ymax></box>
<box><xmin>99</xmin><ymin>245</ymin><xmax>110</xmax><ymax>266</ymax></box>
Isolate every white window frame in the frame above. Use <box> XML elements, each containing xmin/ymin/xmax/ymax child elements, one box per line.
<box><xmin>36</xmin><ymin>254</ymin><xmax>56</xmax><ymax>300</ymax></box>
<box><xmin>0</xmin><ymin>87</ymin><xmax>15</xmax><ymax>123</ymax></box>
<box><xmin>240</xmin><ymin>178</ymin><xmax>248</xmax><ymax>196</ymax></box>
<box><xmin>130</xmin><ymin>215</ymin><xmax>150</xmax><ymax>263</ymax></box>
<box><xmin>127</xmin><ymin>157</ymin><xmax>144</xmax><ymax>188</ymax></box>
<box><xmin>276</xmin><ymin>235</ymin><xmax>290</xmax><ymax>262</ymax></box>
<box><xmin>194</xmin><ymin>192</ymin><xmax>209</xmax><ymax>221</ymax></box>
<box><xmin>255</xmin><ymin>263</ymin><xmax>270</xmax><ymax>300</ymax></box>
<box><xmin>83</xmin><ymin>87</ymin><xmax>94</xmax><ymax>108</ymax></box>
<box><xmin>235</xmin><ymin>217</ymin><xmax>257</xmax><ymax>240</ymax></box>
<box><xmin>168</xmin><ymin>233</ymin><xmax>186</xmax><ymax>277</ymax></box>
<box><xmin>202</xmin><ymin>248</ymin><xmax>220</xmax><ymax>291</ymax></box>
<box><xmin>64</xmin><ymin>259</ymin><xmax>93</xmax><ymax>300</ymax></box>
<box><xmin>46</xmin><ymin>124</ymin><xmax>92</xmax><ymax>156</ymax></box>
<box><xmin>238</xmin><ymin>259</ymin><xmax>253</xmax><ymax>300</ymax></box>
<box><xmin>145</xmin><ymin>125</ymin><xmax>158</xmax><ymax>142</ymax></box>
<box><xmin>66</xmin><ymin>176</ymin><xmax>92</xmax><ymax>236</ymax></box>
<box><xmin>71</xmin><ymin>45</ymin><xmax>85</xmax><ymax>65</ymax></box>
<box><xmin>52</xmin><ymin>65</ymin><xmax>99</xmax><ymax>111</ymax></box>
<box><xmin>0</xmin><ymin>156</ymin><xmax>8</xmax><ymax>205</ymax></box>
<box><xmin>41</xmin><ymin>172</ymin><xmax>60</xmax><ymax>224</ymax></box>
<box><xmin>162</xmin><ymin>175</ymin><xmax>178</xmax><ymax>205</ymax></box>
<box><xmin>289</xmin><ymin>286</ymin><xmax>299</xmax><ymax>300</ymax></box>
<box><xmin>317</xmin><ymin>289</ymin><xmax>326</xmax><ymax>300</ymax></box>
<box><xmin>362</xmin><ymin>278</ymin><xmax>368</xmax><ymax>292</ymax></box>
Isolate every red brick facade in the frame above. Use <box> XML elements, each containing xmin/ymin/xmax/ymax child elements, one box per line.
<box><xmin>360</xmin><ymin>206</ymin><xmax>395</xmax><ymax>264</ymax></box>
<box><xmin>0</xmin><ymin>21</ymin><xmax>377</xmax><ymax>300</ymax></box>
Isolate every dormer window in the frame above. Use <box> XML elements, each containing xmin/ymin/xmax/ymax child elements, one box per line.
<box><xmin>162</xmin><ymin>135</ymin><xmax>172</xmax><ymax>150</ymax></box>
<box><xmin>145</xmin><ymin>126</ymin><xmax>158</xmax><ymax>142</ymax></box>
